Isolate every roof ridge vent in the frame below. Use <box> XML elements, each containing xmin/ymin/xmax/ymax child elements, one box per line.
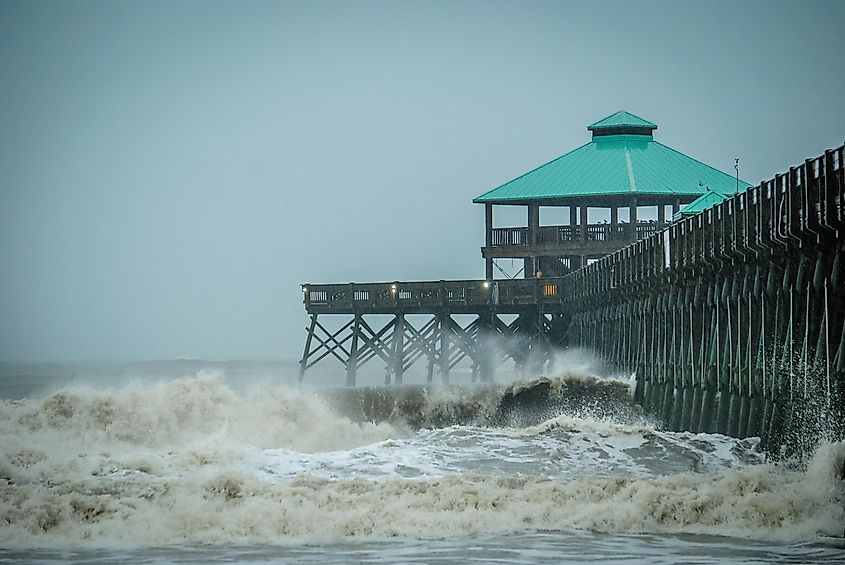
<box><xmin>588</xmin><ymin>111</ymin><xmax>657</xmax><ymax>138</ymax></box>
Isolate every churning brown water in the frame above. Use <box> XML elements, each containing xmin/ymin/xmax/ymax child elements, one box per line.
<box><xmin>1</xmin><ymin>360</ymin><xmax>843</xmax><ymax>563</ymax></box>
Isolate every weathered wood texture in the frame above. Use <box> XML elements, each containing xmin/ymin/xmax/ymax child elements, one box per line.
<box><xmin>298</xmin><ymin>143</ymin><xmax>844</xmax><ymax>455</ymax></box>
<box><xmin>302</xmin><ymin>278</ymin><xmax>569</xmax><ymax>315</ymax></box>
<box><xmin>298</xmin><ymin>310</ymin><xmax>559</xmax><ymax>386</ymax></box>
<box><xmin>563</xmin><ymin>144</ymin><xmax>845</xmax><ymax>455</ymax></box>
<box><xmin>483</xmin><ymin>221</ymin><xmax>669</xmax><ymax>259</ymax></box>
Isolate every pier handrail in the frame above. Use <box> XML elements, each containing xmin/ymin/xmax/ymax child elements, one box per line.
<box><xmin>490</xmin><ymin>221</ymin><xmax>668</xmax><ymax>247</ymax></box>
<box><xmin>563</xmin><ymin>143</ymin><xmax>844</xmax><ymax>303</ymax></box>
<box><xmin>302</xmin><ymin>277</ymin><xmax>568</xmax><ymax>313</ymax></box>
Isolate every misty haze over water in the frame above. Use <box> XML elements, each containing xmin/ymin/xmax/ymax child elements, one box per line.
<box><xmin>2</xmin><ymin>1</ymin><xmax>845</xmax><ymax>562</ymax></box>
<box><xmin>2</xmin><ymin>0</ymin><xmax>844</xmax><ymax>363</ymax></box>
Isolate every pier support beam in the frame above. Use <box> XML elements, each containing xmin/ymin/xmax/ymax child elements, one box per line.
<box><xmin>298</xmin><ymin>144</ymin><xmax>844</xmax><ymax>457</ymax></box>
<box><xmin>485</xmin><ymin>203</ymin><xmax>494</xmax><ymax>280</ymax></box>
<box><xmin>439</xmin><ymin>312</ymin><xmax>451</xmax><ymax>384</ymax></box>
<box><xmin>299</xmin><ymin>314</ymin><xmax>318</xmax><ymax>383</ymax></box>
<box><xmin>389</xmin><ymin>314</ymin><xmax>405</xmax><ymax>385</ymax></box>
<box><xmin>346</xmin><ymin>314</ymin><xmax>361</xmax><ymax>387</ymax></box>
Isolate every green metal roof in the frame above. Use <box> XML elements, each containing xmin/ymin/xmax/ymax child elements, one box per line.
<box><xmin>677</xmin><ymin>177</ymin><xmax>752</xmax><ymax>217</ymax></box>
<box><xmin>474</xmin><ymin>112</ymin><xmax>749</xmax><ymax>204</ymax></box>
<box><xmin>587</xmin><ymin>110</ymin><xmax>656</xmax><ymax>131</ymax></box>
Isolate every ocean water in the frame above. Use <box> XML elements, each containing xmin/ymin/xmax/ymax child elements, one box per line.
<box><xmin>0</xmin><ymin>360</ymin><xmax>843</xmax><ymax>564</ymax></box>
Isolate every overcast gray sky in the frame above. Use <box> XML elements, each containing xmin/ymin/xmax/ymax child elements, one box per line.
<box><xmin>1</xmin><ymin>0</ymin><xmax>843</xmax><ymax>362</ymax></box>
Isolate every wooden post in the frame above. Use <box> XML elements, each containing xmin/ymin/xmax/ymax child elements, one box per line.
<box><xmin>477</xmin><ymin>314</ymin><xmax>489</xmax><ymax>383</ymax></box>
<box><xmin>485</xmin><ymin>203</ymin><xmax>494</xmax><ymax>280</ymax></box>
<box><xmin>657</xmin><ymin>202</ymin><xmax>665</xmax><ymax>224</ymax></box>
<box><xmin>610</xmin><ymin>205</ymin><xmax>618</xmax><ymax>241</ymax></box>
<box><xmin>439</xmin><ymin>312</ymin><xmax>451</xmax><ymax>384</ymax></box>
<box><xmin>346</xmin><ymin>314</ymin><xmax>360</xmax><ymax>387</ymax></box>
<box><xmin>528</xmin><ymin>204</ymin><xmax>539</xmax><ymax>244</ymax></box>
<box><xmin>629</xmin><ymin>197</ymin><xmax>638</xmax><ymax>240</ymax></box>
<box><xmin>579</xmin><ymin>203</ymin><xmax>588</xmax><ymax>267</ymax></box>
<box><xmin>523</xmin><ymin>257</ymin><xmax>533</xmax><ymax>279</ymax></box>
<box><xmin>391</xmin><ymin>313</ymin><xmax>404</xmax><ymax>385</ymax></box>
<box><xmin>478</xmin><ymin>311</ymin><xmax>497</xmax><ymax>383</ymax></box>
<box><xmin>529</xmin><ymin>204</ymin><xmax>540</xmax><ymax>277</ymax></box>
<box><xmin>298</xmin><ymin>314</ymin><xmax>318</xmax><ymax>383</ymax></box>
<box><xmin>579</xmin><ymin>204</ymin><xmax>588</xmax><ymax>242</ymax></box>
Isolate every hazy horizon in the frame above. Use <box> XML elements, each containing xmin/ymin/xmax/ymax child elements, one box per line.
<box><xmin>2</xmin><ymin>0</ymin><xmax>844</xmax><ymax>363</ymax></box>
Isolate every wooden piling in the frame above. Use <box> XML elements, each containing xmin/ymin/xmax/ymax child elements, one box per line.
<box><xmin>297</xmin><ymin>144</ymin><xmax>844</xmax><ymax>456</ymax></box>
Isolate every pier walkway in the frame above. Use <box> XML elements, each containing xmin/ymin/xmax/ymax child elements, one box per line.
<box><xmin>299</xmin><ymin>143</ymin><xmax>844</xmax><ymax>453</ymax></box>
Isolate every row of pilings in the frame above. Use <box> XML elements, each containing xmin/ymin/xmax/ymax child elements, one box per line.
<box><xmin>563</xmin><ymin>144</ymin><xmax>844</xmax><ymax>456</ymax></box>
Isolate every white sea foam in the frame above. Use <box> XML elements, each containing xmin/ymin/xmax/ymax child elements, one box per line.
<box><xmin>3</xmin><ymin>372</ymin><xmax>397</xmax><ymax>453</ymax></box>
<box><xmin>1</xmin><ymin>374</ymin><xmax>842</xmax><ymax>549</ymax></box>
<box><xmin>1</xmin><ymin>443</ymin><xmax>842</xmax><ymax>548</ymax></box>
<box><xmin>522</xmin><ymin>414</ymin><xmax>764</xmax><ymax>473</ymax></box>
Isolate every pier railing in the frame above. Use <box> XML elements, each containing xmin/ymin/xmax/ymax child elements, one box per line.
<box><xmin>490</xmin><ymin>221</ymin><xmax>667</xmax><ymax>247</ymax></box>
<box><xmin>299</xmin><ymin>143</ymin><xmax>844</xmax><ymax>455</ymax></box>
<box><xmin>563</xmin><ymin>146</ymin><xmax>844</xmax><ymax>298</ymax></box>
<box><xmin>303</xmin><ymin>277</ymin><xmax>569</xmax><ymax>314</ymax></box>
<box><xmin>561</xmin><ymin>144</ymin><xmax>844</xmax><ymax>454</ymax></box>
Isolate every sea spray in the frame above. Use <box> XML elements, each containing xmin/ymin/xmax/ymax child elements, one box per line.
<box><xmin>2</xmin><ymin>373</ymin><xmax>842</xmax><ymax>550</ymax></box>
<box><xmin>5</xmin><ymin>373</ymin><xmax>397</xmax><ymax>453</ymax></box>
<box><xmin>317</xmin><ymin>373</ymin><xmax>640</xmax><ymax>428</ymax></box>
<box><xmin>1</xmin><ymin>443</ymin><xmax>842</xmax><ymax>548</ymax></box>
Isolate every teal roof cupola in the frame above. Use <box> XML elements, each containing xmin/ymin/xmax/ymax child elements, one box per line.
<box><xmin>473</xmin><ymin>110</ymin><xmax>749</xmax><ymax>206</ymax></box>
<box><xmin>587</xmin><ymin>110</ymin><xmax>657</xmax><ymax>138</ymax></box>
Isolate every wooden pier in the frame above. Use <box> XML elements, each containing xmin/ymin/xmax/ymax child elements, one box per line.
<box><xmin>300</xmin><ymin>277</ymin><xmax>569</xmax><ymax>385</ymax></box>
<box><xmin>298</xmin><ymin>110</ymin><xmax>843</xmax><ymax>453</ymax></box>
<box><xmin>561</xmin><ymin>144</ymin><xmax>844</xmax><ymax>454</ymax></box>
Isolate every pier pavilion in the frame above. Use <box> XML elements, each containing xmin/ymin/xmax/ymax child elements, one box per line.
<box><xmin>475</xmin><ymin>111</ymin><xmax>751</xmax><ymax>278</ymax></box>
<box><xmin>299</xmin><ymin>123</ymin><xmax>845</xmax><ymax>454</ymax></box>
<box><xmin>299</xmin><ymin>110</ymin><xmax>754</xmax><ymax>385</ymax></box>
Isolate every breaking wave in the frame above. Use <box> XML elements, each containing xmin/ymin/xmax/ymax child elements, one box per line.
<box><xmin>1</xmin><ymin>373</ymin><xmax>843</xmax><ymax>548</ymax></box>
<box><xmin>5</xmin><ymin>373</ymin><xmax>397</xmax><ymax>453</ymax></box>
<box><xmin>319</xmin><ymin>371</ymin><xmax>640</xmax><ymax>428</ymax></box>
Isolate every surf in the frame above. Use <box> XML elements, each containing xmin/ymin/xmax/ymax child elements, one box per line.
<box><xmin>1</xmin><ymin>371</ymin><xmax>843</xmax><ymax>549</ymax></box>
